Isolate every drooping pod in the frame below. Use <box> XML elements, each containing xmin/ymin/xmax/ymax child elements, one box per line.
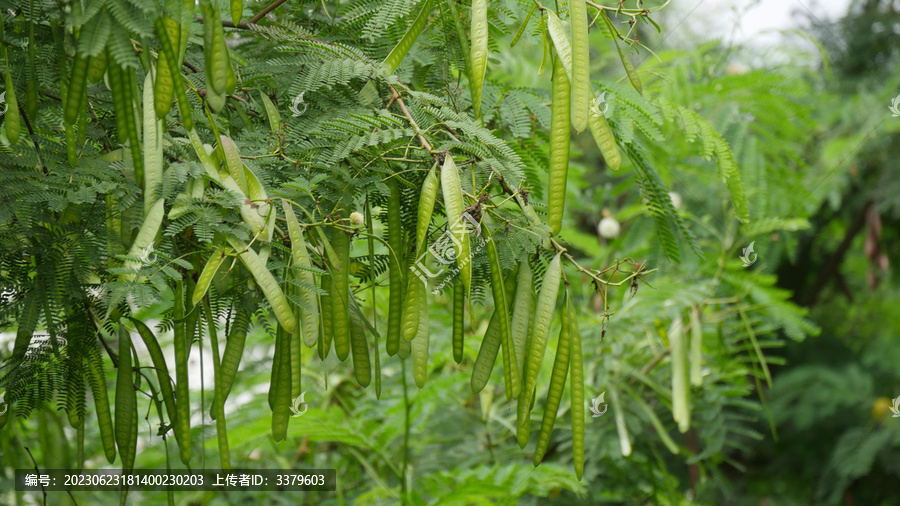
<box><xmin>330</xmin><ymin>224</ymin><xmax>351</xmax><ymax>361</ymax></box>
<box><xmin>398</xmin><ymin>164</ymin><xmax>439</xmax><ymax>350</ymax></box>
<box><xmin>114</xmin><ymin>325</ymin><xmax>137</xmax><ymax>473</ymax></box>
<box><xmin>85</xmin><ymin>347</ymin><xmax>117</xmax><ymax>463</ymax></box>
<box><xmin>533</xmin><ymin>292</ymin><xmax>571</xmax><ymax>464</ymax></box>
<box><xmin>510</xmin><ymin>260</ymin><xmax>534</xmax><ymax>383</ymax></box>
<box><xmin>569</xmin><ymin>0</ymin><xmax>590</xmax><ymax>132</ymax></box>
<box><xmin>271</xmin><ymin>324</ymin><xmax>292</xmax><ymax>441</ymax></box>
<box><xmin>483</xmin><ymin>225</ymin><xmax>518</xmax><ymax>399</ymax></box>
<box><xmin>440</xmin><ymin>154</ymin><xmax>471</xmax><ymax>296</ymax></box>
<box><xmin>469</xmin><ymin>0</ymin><xmax>489</xmax><ymax>119</ymax></box>
<box><xmin>283</xmin><ymin>201</ymin><xmax>320</xmax><ymax>348</ymax></box>
<box><xmin>567</xmin><ymin>295</ymin><xmax>585</xmax><ymax>479</ymax></box>
<box><xmin>547</xmin><ymin>53</ymin><xmax>571</xmax><ymax>236</ymax></box>
<box><xmin>226</xmin><ymin>236</ymin><xmax>297</xmax><ymax>334</ymax></box>
<box><xmin>588</xmin><ymin>103</ymin><xmax>622</xmax><ymax>170</ymax></box>
<box><xmin>172</xmin><ymin>281</ymin><xmax>192</xmax><ymax>465</ymax></box>
<box><xmin>517</xmin><ymin>252</ymin><xmax>562</xmax><ymax>447</ymax></box>
<box><xmin>386</xmin><ymin>178</ymin><xmax>405</xmax><ymax>354</ymax></box>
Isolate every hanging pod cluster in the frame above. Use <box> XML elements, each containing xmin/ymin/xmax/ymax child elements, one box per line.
<box><xmin>540</xmin><ymin>6</ymin><xmax>623</xmax><ymax>235</ymax></box>
<box><xmin>199</xmin><ymin>0</ymin><xmax>236</xmax><ymax>113</ymax></box>
<box><xmin>48</xmin><ymin>0</ymin><xmax>603</xmax><ymax>481</ymax></box>
<box><xmin>394</xmin><ymin>151</ymin><xmax>589</xmax><ymax>478</ymax></box>
<box><xmin>468</xmin><ymin>249</ymin><xmax>586</xmax><ymax>479</ymax></box>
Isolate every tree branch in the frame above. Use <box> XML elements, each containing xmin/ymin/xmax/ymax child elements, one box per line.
<box><xmin>801</xmin><ymin>201</ymin><xmax>870</xmax><ymax>306</ymax></box>
<box><xmin>389</xmin><ymin>84</ymin><xmax>435</xmax><ymax>153</ymax></box>
<box><xmin>217</xmin><ymin>0</ymin><xmax>290</xmax><ymax>29</ymax></box>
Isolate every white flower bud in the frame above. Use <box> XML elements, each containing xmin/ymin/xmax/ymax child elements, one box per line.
<box><xmin>349</xmin><ymin>211</ymin><xmax>364</xmax><ymax>225</ymax></box>
<box><xmin>598</xmin><ymin>217</ymin><xmax>621</xmax><ymax>239</ymax></box>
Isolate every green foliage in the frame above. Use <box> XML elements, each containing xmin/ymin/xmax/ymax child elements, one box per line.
<box><xmin>0</xmin><ymin>0</ymin><xmax>835</xmax><ymax>504</ymax></box>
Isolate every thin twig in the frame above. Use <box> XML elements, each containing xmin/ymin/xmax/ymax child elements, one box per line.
<box><xmin>23</xmin><ymin>446</ymin><xmax>47</xmax><ymax>506</ymax></box>
<box><xmin>217</xmin><ymin>0</ymin><xmax>290</xmax><ymax>29</ymax></box>
<box><xmin>15</xmin><ymin>104</ymin><xmax>45</xmax><ymax>171</ymax></box>
<box><xmin>488</xmin><ymin>168</ymin><xmax>655</xmax><ymax>288</ymax></box>
<box><xmin>182</xmin><ymin>60</ymin><xmax>200</xmax><ymax>74</ymax></box>
<box><xmin>389</xmin><ymin>84</ymin><xmax>435</xmax><ymax>153</ymax></box>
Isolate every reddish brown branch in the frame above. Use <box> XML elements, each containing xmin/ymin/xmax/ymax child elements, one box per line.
<box><xmin>211</xmin><ymin>0</ymin><xmax>290</xmax><ymax>29</ymax></box>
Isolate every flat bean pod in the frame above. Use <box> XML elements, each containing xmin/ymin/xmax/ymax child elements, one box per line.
<box><xmin>386</xmin><ymin>178</ymin><xmax>405</xmax><ymax>356</ymax></box>
<box><xmin>689</xmin><ymin>305</ymin><xmax>703</xmax><ymax>387</ymax></box>
<box><xmin>192</xmin><ymin>246</ymin><xmax>228</xmax><ymax>307</ymax></box>
<box><xmin>65</xmin><ymin>55</ymin><xmax>90</xmax><ymax>125</ymax></box>
<box><xmin>547</xmin><ymin>53</ymin><xmax>571</xmax><ymax>236</ymax></box>
<box><xmin>218</xmin><ymin>136</ymin><xmax>248</xmax><ymax>194</ymax></box>
<box><xmin>610</xmin><ymin>385</ymin><xmax>632</xmax><ymax>456</ymax></box>
<box><xmin>470</xmin><ymin>305</ymin><xmax>501</xmax><ymax>394</ymax></box>
<box><xmin>517</xmin><ymin>253</ymin><xmax>562</xmax><ymax>447</ymax></box>
<box><xmin>154</xmin><ymin>18</ymin><xmax>193</xmax><ymax>129</ymax></box>
<box><xmin>545</xmin><ymin>11</ymin><xmax>573</xmax><ymax>81</ymax></box>
<box><xmin>231</xmin><ymin>0</ymin><xmax>243</xmax><ymax>24</ymax></box>
<box><xmin>349</xmin><ymin>299</ymin><xmax>372</xmax><ymax>387</ymax></box>
<box><xmin>172</xmin><ymin>281</ymin><xmax>192</xmax><ymax>465</ymax></box>
<box><xmin>440</xmin><ymin>155</ymin><xmax>470</xmax><ymax>296</ymax></box>
<box><xmin>469</xmin><ymin>0</ymin><xmax>489</xmax><ymax>119</ymax></box>
<box><xmin>0</xmin><ymin>18</ymin><xmax>19</xmax><ymax>144</ymax></box>
<box><xmin>86</xmin><ymin>48</ymin><xmax>108</xmax><ymax>83</ymax></box>
<box><xmin>533</xmin><ymin>292</ymin><xmax>571</xmax><ymax>464</ymax></box>
<box><xmin>569</xmin><ymin>0</ymin><xmax>590</xmax><ymax>132</ymax></box>
<box><xmin>510</xmin><ymin>260</ymin><xmax>534</xmax><ymax>383</ymax></box>
<box><xmin>227</xmin><ymin>236</ymin><xmax>297</xmax><ymax>334</ymax></box>
<box><xmin>452</xmin><ymin>280</ymin><xmax>465</xmax><ymax>364</ymax></box>
<box><xmin>401</xmin><ymin>268</ymin><xmax>424</xmax><ymax>342</ymax></box>
<box><xmin>318</xmin><ymin>272</ymin><xmax>333</xmax><ymax>359</ymax></box>
<box><xmin>588</xmin><ymin>104</ymin><xmax>622</xmax><ymax>170</ymax></box>
<box><xmin>330</xmin><ymin>225</ymin><xmax>351</xmax><ymax>361</ymax></box>
<box><xmin>669</xmin><ymin>317</ymin><xmax>690</xmax><ymax>433</ymax></box>
<box><xmin>203</xmin><ymin>299</ymin><xmax>231</xmax><ymax>468</ymax></box>
<box><xmin>153</xmin><ymin>17</ymin><xmax>179</xmax><ymax>118</ymax></box>
<box><xmin>129</xmin><ymin>318</ymin><xmax>180</xmax><ymax>449</ymax></box>
<box><xmin>567</xmin><ymin>296</ymin><xmax>585</xmax><ymax>479</ymax></box>
<box><xmin>271</xmin><ymin>324</ymin><xmax>292</xmax><ymax>441</ymax></box>
<box><xmin>397</xmin><ymin>163</ymin><xmax>439</xmax><ymax>350</ymax></box>
<box><xmin>411</xmin><ymin>287</ymin><xmax>430</xmax><ymax>388</ymax></box>
<box><xmin>115</xmin><ymin>325</ymin><xmax>137</xmax><ymax>473</ymax></box>
<box><xmin>200</xmin><ymin>0</ymin><xmax>229</xmax><ymax>96</ymax></box>
<box><xmin>282</xmin><ymin>201</ymin><xmax>320</xmax><ymax>348</ymax></box>
<box><xmin>85</xmin><ymin>347</ymin><xmax>117</xmax><ymax>463</ymax></box>
<box><xmin>120</xmin><ymin>200</ymin><xmax>165</xmax><ymax>282</ymax></box>
<box><xmin>212</xmin><ymin>312</ymin><xmax>249</xmax><ymax>416</ymax></box>
<box><xmin>383</xmin><ymin>0</ymin><xmax>433</xmax><ymax>74</ymax></box>
<box><xmin>142</xmin><ymin>71</ymin><xmax>164</xmax><ymax>216</ymax></box>
<box><xmin>484</xmin><ymin>226</ymin><xmax>518</xmax><ymax>399</ymax></box>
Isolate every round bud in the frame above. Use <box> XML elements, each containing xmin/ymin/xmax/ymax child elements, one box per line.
<box><xmin>598</xmin><ymin>217</ymin><xmax>621</xmax><ymax>239</ymax></box>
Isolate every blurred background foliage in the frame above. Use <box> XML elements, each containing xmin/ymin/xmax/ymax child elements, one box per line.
<box><xmin>1</xmin><ymin>0</ymin><xmax>899</xmax><ymax>504</ymax></box>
